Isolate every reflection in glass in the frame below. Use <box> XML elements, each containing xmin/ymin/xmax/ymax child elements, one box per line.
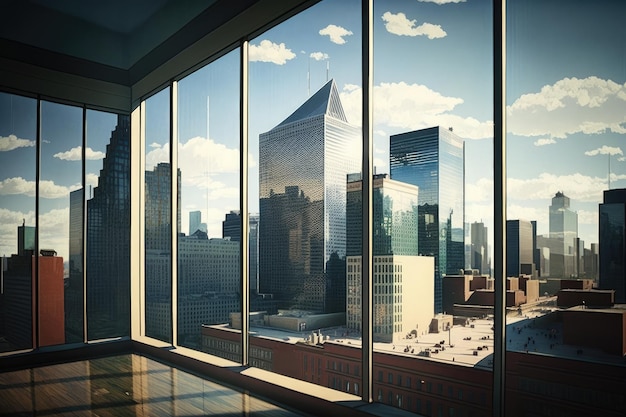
<box><xmin>86</xmin><ymin>111</ymin><xmax>130</xmax><ymax>340</ymax></box>
<box><xmin>144</xmin><ymin>88</ymin><xmax>175</xmax><ymax>343</ymax></box>
<box><xmin>177</xmin><ymin>49</ymin><xmax>241</xmax><ymax>352</ymax></box>
<box><xmin>0</xmin><ymin>92</ymin><xmax>37</xmax><ymax>352</ymax></box>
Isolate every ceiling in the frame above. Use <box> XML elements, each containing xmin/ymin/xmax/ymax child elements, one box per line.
<box><xmin>0</xmin><ymin>0</ymin><xmax>217</xmax><ymax>72</ymax></box>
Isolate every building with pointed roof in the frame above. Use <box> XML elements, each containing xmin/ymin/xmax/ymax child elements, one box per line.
<box><xmin>258</xmin><ymin>79</ymin><xmax>360</xmax><ymax>313</ymax></box>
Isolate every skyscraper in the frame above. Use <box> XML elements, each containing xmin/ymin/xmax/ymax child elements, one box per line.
<box><xmin>599</xmin><ymin>188</ymin><xmax>626</xmax><ymax>303</ymax></box>
<box><xmin>390</xmin><ymin>126</ymin><xmax>464</xmax><ymax>313</ymax></box>
<box><xmin>470</xmin><ymin>221</ymin><xmax>489</xmax><ymax>275</ymax></box>
<box><xmin>506</xmin><ymin>219</ymin><xmax>535</xmax><ymax>278</ymax></box>
<box><xmin>85</xmin><ymin>115</ymin><xmax>131</xmax><ymax>340</ymax></box>
<box><xmin>144</xmin><ymin>161</ymin><xmax>181</xmax><ymax>342</ymax></box>
<box><xmin>258</xmin><ymin>79</ymin><xmax>359</xmax><ymax>313</ymax></box>
<box><xmin>189</xmin><ymin>210</ymin><xmax>201</xmax><ymax>236</ymax></box>
<box><xmin>222</xmin><ymin>210</ymin><xmax>241</xmax><ymax>242</ymax></box>
<box><xmin>549</xmin><ymin>191</ymin><xmax>578</xmax><ymax>278</ymax></box>
<box><xmin>345</xmin><ymin>174</ymin><xmax>433</xmax><ymax>342</ymax></box>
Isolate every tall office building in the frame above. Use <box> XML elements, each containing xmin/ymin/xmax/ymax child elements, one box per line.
<box><xmin>144</xmin><ymin>161</ymin><xmax>180</xmax><ymax>342</ymax></box>
<box><xmin>345</xmin><ymin>174</ymin><xmax>433</xmax><ymax>342</ymax></box>
<box><xmin>258</xmin><ymin>79</ymin><xmax>359</xmax><ymax>313</ymax></box>
<box><xmin>67</xmin><ymin>189</ymin><xmax>84</xmax><ymax>342</ymax></box>
<box><xmin>222</xmin><ymin>210</ymin><xmax>241</xmax><ymax>242</ymax></box>
<box><xmin>85</xmin><ymin>115</ymin><xmax>131</xmax><ymax>340</ymax></box>
<box><xmin>599</xmin><ymin>188</ymin><xmax>626</xmax><ymax>303</ymax></box>
<box><xmin>506</xmin><ymin>219</ymin><xmax>535</xmax><ymax>278</ymax></box>
<box><xmin>390</xmin><ymin>126</ymin><xmax>464</xmax><ymax>313</ymax></box>
<box><xmin>189</xmin><ymin>210</ymin><xmax>202</xmax><ymax>236</ymax></box>
<box><xmin>549</xmin><ymin>191</ymin><xmax>578</xmax><ymax>278</ymax></box>
<box><xmin>470</xmin><ymin>221</ymin><xmax>489</xmax><ymax>275</ymax></box>
<box><xmin>249</xmin><ymin>214</ymin><xmax>260</xmax><ymax>294</ymax></box>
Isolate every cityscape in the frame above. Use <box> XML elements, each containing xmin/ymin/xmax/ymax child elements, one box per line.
<box><xmin>1</xmin><ymin>0</ymin><xmax>626</xmax><ymax>416</ymax></box>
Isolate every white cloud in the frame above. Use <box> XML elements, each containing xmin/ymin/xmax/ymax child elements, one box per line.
<box><xmin>534</xmin><ymin>138</ymin><xmax>556</xmax><ymax>146</ymax></box>
<box><xmin>0</xmin><ymin>177</ymin><xmax>77</xmax><ymax>198</ymax></box>
<box><xmin>382</xmin><ymin>12</ymin><xmax>447</xmax><ymax>39</ymax></box>
<box><xmin>319</xmin><ymin>24</ymin><xmax>353</xmax><ymax>45</ymax></box>
<box><xmin>249</xmin><ymin>40</ymin><xmax>296</xmax><ymax>65</ymax></box>
<box><xmin>310</xmin><ymin>52</ymin><xmax>329</xmax><ymax>61</ymax></box>
<box><xmin>53</xmin><ymin>146</ymin><xmax>105</xmax><ymax>161</ymax></box>
<box><xmin>418</xmin><ymin>0</ymin><xmax>466</xmax><ymax>3</ymax></box>
<box><xmin>507</xmin><ymin>172</ymin><xmax>608</xmax><ymax>203</ymax></box>
<box><xmin>584</xmin><ymin>145</ymin><xmax>623</xmax><ymax>156</ymax></box>
<box><xmin>340</xmin><ymin>82</ymin><xmax>493</xmax><ymax>139</ymax></box>
<box><xmin>0</xmin><ymin>206</ymin><xmax>70</xmax><ymax>260</ymax></box>
<box><xmin>508</xmin><ymin>76</ymin><xmax>626</xmax><ymax>139</ymax></box>
<box><xmin>619</xmin><ymin>157</ymin><xmax>626</xmax><ymax>162</ymax></box>
<box><xmin>466</xmin><ymin>178</ymin><xmax>493</xmax><ymax>203</ymax></box>
<box><xmin>0</xmin><ymin>134</ymin><xmax>35</xmax><ymax>151</ymax></box>
<box><xmin>145</xmin><ymin>135</ymin><xmax>257</xmax><ymax>186</ymax></box>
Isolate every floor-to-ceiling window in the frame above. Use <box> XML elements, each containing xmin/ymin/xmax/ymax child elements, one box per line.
<box><xmin>505</xmin><ymin>1</ymin><xmax>626</xmax><ymax>416</ymax></box>
<box><xmin>0</xmin><ymin>92</ymin><xmax>37</xmax><ymax>352</ymax></box>
<box><xmin>0</xmin><ymin>93</ymin><xmax>131</xmax><ymax>353</ymax></box>
<box><xmin>176</xmin><ymin>49</ymin><xmax>242</xmax><ymax>354</ymax></box>
<box><xmin>372</xmin><ymin>1</ymin><xmax>494</xmax><ymax>414</ymax></box>
<box><xmin>85</xmin><ymin>110</ymin><xmax>131</xmax><ymax>341</ymax></box>
<box><xmin>247</xmin><ymin>0</ymin><xmax>363</xmax><ymax>383</ymax></box>
<box><xmin>144</xmin><ymin>87</ymin><xmax>173</xmax><ymax>344</ymax></box>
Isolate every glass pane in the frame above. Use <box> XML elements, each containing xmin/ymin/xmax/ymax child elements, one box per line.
<box><xmin>506</xmin><ymin>1</ymin><xmax>626</xmax><ymax>415</ymax></box>
<box><xmin>374</xmin><ymin>0</ymin><xmax>493</xmax><ymax>414</ymax></box>
<box><xmin>0</xmin><ymin>92</ymin><xmax>37</xmax><ymax>352</ymax></box>
<box><xmin>246</xmin><ymin>0</ymin><xmax>362</xmax><ymax>385</ymax></box>
<box><xmin>40</xmin><ymin>100</ymin><xmax>83</xmax><ymax>347</ymax></box>
<box><xmin>177</xmin><ymin>49</ymin><xmax>241</xmax><ymax>353</ymax></box>
<box><xmin>144</xmin><ymin>87</ymin><xmax>173</xmax><ymax>343</ymax></box>
<box><xmin>86</xmin><ymin>110</ymin><xmax>130</xmax><ymax>340</ymax></box>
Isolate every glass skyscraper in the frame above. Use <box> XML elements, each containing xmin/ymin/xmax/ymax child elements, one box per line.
<box><xmin>506</xmin><ymin>219</ymin><xmax>535</xmax><ymax>278</ymax></box>
<box><xmin>390</xmin><ymin>126</ymin><xmax>464</xmax><ymax>314</ymax></box>
<box><xmin>345</xmin><ymin>174</ymin><xmax>433</xmax><ymax>342</ymax></box>
<box><xmin>258</xmin><ymin>79</ymin><xmax>360</xmax><ymax>313</ymax></box>
<box><xmin>599</xmin><ymin>188</ymin><xmax>626</xmax><ymax>303</ymax></box>
<box><xmin>549</xmin><ymin>191</ymin><xmax>578</xmax><ymax>278</ymax></box>
<box><xmin>85</xmin><ymin>115</ymin><xmax>131</xmax><ymax>340</ymax></box>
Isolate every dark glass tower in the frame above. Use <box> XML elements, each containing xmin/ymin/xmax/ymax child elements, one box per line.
<box><xmin>85</xmin><ymin>115</ymin><xmax>130</xmax><ymax>340</ymax></box>
<box><xmin>599</xmin><ymin>188</ymin><xmax>626</xmax><ymax>303</ymax></box>
<box><xmin>390</xmin><ymin>126</ymin><xmax>464</xmax><ymax>313</ymax></box>
<box><xmin>470</xmin><ymin>221</ymin><xmax>489</xmax><ymax>275</ymax></box>
<box><xmin>222</xmin><ymin>210</ymin><xmax>241</xmax><ymax>242</ymax></box>
<box><xmin>506</xmin><ymin>219</ymin><xmax>535</xmax><ymax>277</ymax></box>
<box><xmin>258</xmin><ymin>79</ymin><xmax>360</xmax><ymax>313</ymax></box>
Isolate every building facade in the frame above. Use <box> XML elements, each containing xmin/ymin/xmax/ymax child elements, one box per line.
<box><xmin>258</xmin><ymin>79</ymin><xmax>360</xmax><ymax>313</ymax></box>
<box><xmin>470</xmin><ymin>221</ymin><xmax>489</xmax><ymax>275</ymax></box>
<box><xmin>599</xmin><ymin>188</ymin><xmax>626</xmax><ymax>303</ymax></box>
<box><xmin>345</xmin><ymin>174</ymin><xmax>433</xmax><ymax>341</ymax></box>
<box><xmin>506</xmin><ymin>219</ymin><xmax>535</xmax><ymax>278</ymax></box>
<box><xmin>84</xmin><ymin>115</ymin><xmax>131</xmax><ymax>340</ymax></box>
<box><xmin>390</xmin><ymin>126</ymin><xmax>465</xmax><ymax>313</ymax></box>
<box><xmin>549</xmin><ymin>191</ymin><xmax>578</xmax><ymax>278</ymax></box>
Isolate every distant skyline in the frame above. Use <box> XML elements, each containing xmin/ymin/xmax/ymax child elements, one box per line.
<box><xmin>1</xmin><ymin>0</ymin><xmax>625</xmax><ymax>264</ymax></box>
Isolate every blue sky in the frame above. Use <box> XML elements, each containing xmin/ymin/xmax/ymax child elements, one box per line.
<box><xmin>2</xmin><ymin>0</ymin><xmax>626</xmax><ymax>263</ymax></box>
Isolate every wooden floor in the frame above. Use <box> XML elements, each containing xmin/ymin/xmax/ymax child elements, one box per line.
<box><xmin>0</xmin><ymin>353</ymin><xmax>309</xmax><ymax>416</ymax></box>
